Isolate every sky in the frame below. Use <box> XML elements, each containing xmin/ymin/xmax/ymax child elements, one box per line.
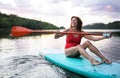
<box><xmin>0</xmin><ymin>0</ymin><xmax>120</xmax><ymax>28</ymax></box>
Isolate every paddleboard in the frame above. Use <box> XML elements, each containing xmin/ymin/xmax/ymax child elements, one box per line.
<box><xmin>40</xmin><ymin>48</ymin><xmax>120</xmax><ymax>78</ymax></box>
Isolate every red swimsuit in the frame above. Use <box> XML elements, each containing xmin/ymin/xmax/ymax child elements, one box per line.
<box><xmin>65</xmin><ymin>33</ymin><xmax>82</xmax><ymax>49</ymax></box>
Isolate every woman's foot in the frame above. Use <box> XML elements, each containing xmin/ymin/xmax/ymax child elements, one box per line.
<box><xmin>101</xmin><ymin>59</ymin><xmax>112</xmax><ymax>64</ymax></box>
<box><xmin>91</xmin><ymin>60</ymin><xmax>102</xmax><ymax>66</ymax></box>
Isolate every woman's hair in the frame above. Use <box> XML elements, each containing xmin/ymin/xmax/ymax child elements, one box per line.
<box><xmin>70</xmin><ymin>16</ymin><xmax>83</xmax><ymax>31</ymax></box>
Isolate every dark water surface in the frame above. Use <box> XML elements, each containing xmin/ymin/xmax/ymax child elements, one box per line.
<box><xmin>0</xmin><ymin>35</ymin><xmax>120</xmax><ymax>78</ymax></box>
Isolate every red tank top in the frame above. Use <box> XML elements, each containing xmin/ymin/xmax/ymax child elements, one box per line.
<box><xmin>65</xmin><ymin>33</ymin><xmax>82</xmax><ymax>49</ymax></box>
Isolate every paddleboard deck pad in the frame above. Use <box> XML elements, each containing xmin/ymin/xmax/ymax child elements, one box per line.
<box><xmin>40</xmin><ymin>48</ymin><xmax>120</xmax><ymax>78</ymax></box>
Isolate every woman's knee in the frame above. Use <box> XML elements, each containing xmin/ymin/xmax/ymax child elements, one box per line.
<box><xmin>84</xmin><ymin>40</ymin><xmax>92</xmax><ymax>46</ymax></box>
<box><xmin>76</xmin><ymin>45</ymin><xmax>84</xmax><ymax>50</ymax></box>
<box><xmin>76</xmin><ymin>45</ymin><xmax>87</xmax><ymax>54</ymax></box>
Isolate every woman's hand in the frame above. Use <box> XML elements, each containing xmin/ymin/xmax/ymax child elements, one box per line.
<box><xmin>54</xmin><ymin>30</ymin><xmax>61</xmax><ymax>39</ymax></box>
<box><xmin>103</xmin><ymin>32</ymin><xmax>112</xmax><ymax>38</ymax></box>
<box><xmin>56</xmin><ymin>30</ymin><xmax>61</xmax><ymax>34</ymax></box>
<box><xmin>54</xmin><ymin>29</ymin><xmax>69</xmax><ymax>39</ymax></box>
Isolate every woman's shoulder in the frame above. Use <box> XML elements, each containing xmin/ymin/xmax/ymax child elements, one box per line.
<box><xmin>80</xmin><ymin>30</ymin><xmax>86</xmax><ymax>37</ymax></box>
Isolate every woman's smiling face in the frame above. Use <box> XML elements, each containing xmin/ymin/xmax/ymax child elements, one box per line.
<box><xmin>71</xmin><ymin>17</ymin><xmax>78</xmax><ymax>27</ymax></box>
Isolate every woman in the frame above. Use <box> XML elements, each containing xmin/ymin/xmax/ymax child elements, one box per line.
<box><xmin>54</xmin><ymin>16</ymin><xmax>112</xmax><ymax>65</ymax></box>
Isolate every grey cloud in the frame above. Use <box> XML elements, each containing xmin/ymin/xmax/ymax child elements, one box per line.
<box><xmin>47</xmin><ymin>0</ymin><xmax>67</xmax><ymax>4</ymax></box>
<box><xmin>70</xmin><ymin>0</ymin><xmax>84</xmax><ymax>7</ymax></box>
<box><xmin>0</xmin><ymin>2</ymin><xmax>14</xmax><ymax>10</ymax></box>
<box><xmin>50</xmin><ymin>0</ymin><xmax>62</xmax><ymax>4</ymax></box>
<box><xmin>84</xmin><ymin>0</ymin><xmax>120</xmax><ymax>13</ymax></box>
<box><xmin>14</xmin><ymin>0</ymin><xmax>31</xmax><ymax>8</ymax></box>
<box><xmin>110</xmin><ymin>2</ymin><xmax>120</xmax><ymax>12</ymax></box>
<box><xmin>0</xmin><ymin>0</ymin><xmax>31</xmax><ymax>10</ymax></box>
<box><xmin>0</xmin><ymin>0</ymin><xmax>36</xmax><ymax>14</ymax></box>
<box><xmin>49</xmin><ymin>0</ymin><xmax>83</xmax><ymax>7</ymax></box>
<box><xmin>82</xmin><ymin>0</ymin><xmax>120</xmax><ymax>19</ymax></box>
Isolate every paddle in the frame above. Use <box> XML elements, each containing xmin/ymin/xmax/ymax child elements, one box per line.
<box><xmin>11</xmin><ymin>26</ymin><xmax>107</xmax><ymax>37</ymax></box>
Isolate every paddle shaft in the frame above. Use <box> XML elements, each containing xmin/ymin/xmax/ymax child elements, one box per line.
<box><xmin>11</xmin><ymin>26</ymin><xmax>104</xmax><ymax>37</ymax></box>
<box><xmin>33</xmin><ymin>30</ymin><xmax>103</xmax><ymax>36</ymax></box>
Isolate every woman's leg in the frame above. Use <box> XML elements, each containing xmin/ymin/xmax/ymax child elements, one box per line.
<box><xmin>65</xmin><ymin>45</ymin><xmax>101</xmax><ymax>65</ymax></box>
<box><xmin>82</xmin><ymin>40</ymin><xmax>112</xmax><ymax>64</ymax></box>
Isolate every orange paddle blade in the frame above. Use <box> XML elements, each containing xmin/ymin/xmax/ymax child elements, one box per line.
<box><xmin>11</xmin><ymin>26</ymin><xmax>33</xmax><ymax>37</ymax></box>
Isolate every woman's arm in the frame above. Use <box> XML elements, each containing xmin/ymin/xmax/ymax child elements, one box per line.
<box><xmin>83</xmin><ymin>32</ymin><xmax>112</xmax><ymax>41</ymax></box>
<box><xmin>83</xmin><ymin>35</ymin><xmax>106</xmax><ymax>41</ymax></box>
<box><xmin>54</xmin><ymin>29</ymin><xmax>69</xmax><ymax>39</ymax></box>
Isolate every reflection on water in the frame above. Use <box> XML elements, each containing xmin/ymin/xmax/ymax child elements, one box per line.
<box><xmin>0</xmin><ymin>35</ymin><xmax>120</xmax><ymax>78</ymax></box>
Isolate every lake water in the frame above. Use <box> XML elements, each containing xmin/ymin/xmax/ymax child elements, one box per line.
<box><xmin>0</xmin><ymin>34</ymin><xmax>120</xmax><ymax>78</ymax></box>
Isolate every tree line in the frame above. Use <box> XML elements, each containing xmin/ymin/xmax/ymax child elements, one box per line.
<box><xmin>0</xmin><ymin>12</ymin><xmax>59</xmax><ymax>29</ymax></box>
<box><xmin>82</xmin><ymin>22</ymin><xmax>120</xmax><ymax>36</ymax></box>
<box><xmin>83</xmin><ymin>21</ymin><xmax>120</xmax><ymax>29</ymax></box>
<box><xmin>0</xmin><ymin>12</ymin><xmax>60</xmax><ymax>37</ymax></box>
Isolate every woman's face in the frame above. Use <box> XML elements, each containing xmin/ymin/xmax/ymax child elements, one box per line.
<box><xmin>71</xmin><ymin>17</ymin><xmax>78</xmax><ymax>27</ymax></box>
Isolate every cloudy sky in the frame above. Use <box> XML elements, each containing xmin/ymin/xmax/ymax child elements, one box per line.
<box><xmin>0</xmin><ymin>0</ymin><xmax>120</xmax><ymax>28</ymax></box>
